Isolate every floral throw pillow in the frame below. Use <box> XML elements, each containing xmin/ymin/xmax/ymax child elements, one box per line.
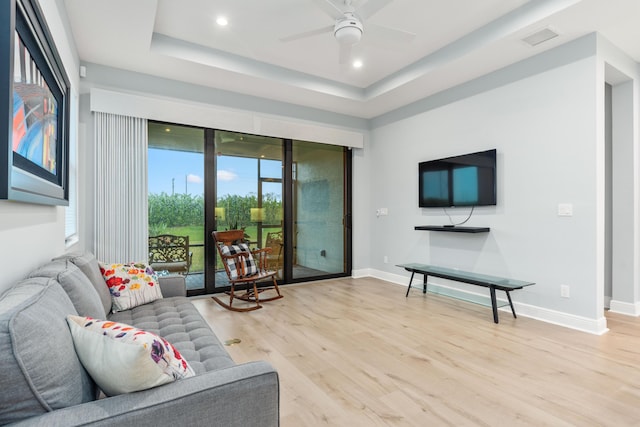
<box><xmin>66</xmin><ymin>315</ymin><xmax>195</xmax><ymax>396</ymax></box>
<box><xmin>220</xmin><ymin>243</ymin><xmax>258</xmax><ymax>279</ymax></box>
<box><xmin>99</xmin><ymin>262</ymin><xmax>163</xmax><ymax>312</ymax></box>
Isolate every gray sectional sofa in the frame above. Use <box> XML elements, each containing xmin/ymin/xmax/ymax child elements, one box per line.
<box><xmin>0</xmin><ymin>252</ymin><xmax>279</xmax><ymax>426</ymax></box>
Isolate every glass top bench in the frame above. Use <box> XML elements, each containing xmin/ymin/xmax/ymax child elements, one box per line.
<box><xmin>397</xmin><ymin>263</ymin><xmax>535</xmax><ymax>323</ymax></box>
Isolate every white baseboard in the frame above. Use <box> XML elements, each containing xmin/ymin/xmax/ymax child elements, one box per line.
<box><xmin>513</xmin><ymin>302</ymin><xmax>609</xmax><ymax>335</ymax></box>
<box><xmin>355</xmin><ymin>268</ymin><xmax>609</xmax><ymax>335</ymax></box>
<box><xmin>351</xmin><ymin>268</ymin><xmax>376</xmax><ymax>279</ymax></box>
<box><xmin>609</xmin><ymin>300</ymin><xmax>640</xmax><ymax>316</ymax></box>
<box><xmin>363</xmin><ymin>269</ymin><xmax>408</xmax><ymax>286</ymax></box>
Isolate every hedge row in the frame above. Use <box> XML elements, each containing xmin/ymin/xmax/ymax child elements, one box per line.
<box><xmin>148</xmin><ymin>192</ymin><xmax>282</xmax><ymax>229</ymax></box>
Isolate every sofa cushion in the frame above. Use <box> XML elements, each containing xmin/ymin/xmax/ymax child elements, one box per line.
<box><xmin>56</xmin><ymin>252</ymin><xmax>113</xmax><ymax>315</ymax></box>
<box><xmin>99</xmin><ymin>262</ymin><xmax>163</xmax><ymax>312</ymax></box>
<box><xmin>67</xmin><ymin>315</ymin><xmax>195</xmax><ymax>396</ymax></box>
<box><xmin>0</xmin><ymin>278</ymin><xmax>96</xmax><ymax>425</ymax></box>
<box><xmin>27</xmin><ymin>259</ymin><xmax>106</xmax><ymax>319</ymax></box>
<box><xmin>109</xmin><ymin>297</ymin><xmax>235</xmax><ymax>374</ymax></box>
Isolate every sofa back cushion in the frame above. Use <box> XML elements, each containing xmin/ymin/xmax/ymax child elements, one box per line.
<box><xmin>0</xmin><ymin>277</ymin><xmax>96</xmax><ymax>425</ymax></box>
<box><xmin>98</xmin><ymin>261</ymin><xmax>163</xmax><ymax>312</ymax></box>
<box><xmin>55</xmin><ymin>252</ymin><xmax>112</xmax><ymax>314</ymax></box>
<box><xmin>27</xmin><ymin>260</ymin><xmax>106</xmax><ymax>319</ymax></box>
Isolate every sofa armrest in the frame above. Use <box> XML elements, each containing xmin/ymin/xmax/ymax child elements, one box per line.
<box><xmin>158</xmin><ymin>275</ymin><xmax>187</xmax><ymax>297</ymax></box>
<box><xmin>12</xmin><ymin>361</ymin><xmax>279</xmax><ymax>427</ymax></box>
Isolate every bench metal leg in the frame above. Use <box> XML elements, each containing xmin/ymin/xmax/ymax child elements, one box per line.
<box><xmin>489</xmin><ymin>286</ymin><xmax>499</xmax><ymax>323</ymax></box>
<box><xmin>405</xmin><ymin>272</ymin><xmax>416</xmax><ymax>297</ymax></box>
<box><xmin>405</xmin><ymin>272</ymin><xmax>429</xmax><ymax>297</ymax></box>
<box><xmin>506</xmin><ymin>290</ymin><xmax>517</xmax><ymax>318</ymax></box>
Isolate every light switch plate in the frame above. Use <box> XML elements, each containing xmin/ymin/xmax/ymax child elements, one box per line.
<box><xmin>558</xmin><ymin>203</ymin><xmax>573</xmax><ymax>217</ymax></box>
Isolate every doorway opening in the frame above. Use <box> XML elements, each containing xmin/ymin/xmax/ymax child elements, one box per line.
<box><xmin>604</xmin><ymin>66</ymin><xmax>638</xmax><ymax>318</ymax></box>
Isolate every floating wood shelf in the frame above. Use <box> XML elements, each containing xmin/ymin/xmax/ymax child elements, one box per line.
<box><xmin>414</xmin><ymin>226</ymin><xmax>490</xmax><ymax>233</ymax></box>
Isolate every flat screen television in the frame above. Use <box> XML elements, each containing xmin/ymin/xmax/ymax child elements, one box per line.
<box><xmin>419</xmin><ymin>149</ymin><xmax>496</xmax><ymax>208</ymax></box>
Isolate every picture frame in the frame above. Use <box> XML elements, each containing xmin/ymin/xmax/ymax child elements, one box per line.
<box><xmin>0</xmin><ymin>0</ymin><xmax>70</xmax><ymax>205</ymax></box>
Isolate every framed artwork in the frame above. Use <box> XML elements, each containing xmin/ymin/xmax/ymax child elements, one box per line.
<box><xmin>1</xmin><ymin>0</ymin><xmax>70</xmax><ymax>205</ymax></box>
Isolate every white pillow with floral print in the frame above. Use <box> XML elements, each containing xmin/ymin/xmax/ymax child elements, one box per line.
<box><xmin>66</xmin><ymin>315</ymin><xmax>195</xmax><ymax>396</ymax></box>
<box><xmin>98</xmin><ymin>262</ymin><xmax>163</xmax><ymax>312</ymax></box>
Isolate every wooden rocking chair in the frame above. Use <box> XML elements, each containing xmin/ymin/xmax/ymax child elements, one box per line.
<box><xmin>212</xmin><ymin>229</ymin><xmax>283</xmax><ymax>312</ymax></box>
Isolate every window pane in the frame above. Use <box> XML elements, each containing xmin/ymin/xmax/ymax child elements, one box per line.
<box><xmin>148</xmin><ymin>122</ymin><xmax>204</xmax><ymax>291</ymax></box>
<box><xmin>214</xmin><ymin>131</ymin><xmax>283</xmax><ymax>286</ymax></box>
<box><xmin>292</xmin><ymin>140</ymin><xmax>345</xmax><ymax>278</ymax></box>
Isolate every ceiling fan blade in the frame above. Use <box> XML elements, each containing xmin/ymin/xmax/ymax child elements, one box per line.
<box><xmin>311</xmin><ymin>0</ymin><xmax>344</xmax><ymax>20</ymax></box>
<box><xmin>338</xmin><ymin>43</ymin><xmax>352</xmax><ymax>64</ymax></box>
<box><xmin>357</xmin><ymin>0</ymin><xmax>392</xmax><ymax>20</ymax></box>
<box><xmin>367</xmin><ymin>23</ymin><xmax>416</xmax><ymax>45</ymax></box>
<box><xmin>280</xmin><ymin>25</ymin><xmax>333</xmax><ymax>43</ymax></box>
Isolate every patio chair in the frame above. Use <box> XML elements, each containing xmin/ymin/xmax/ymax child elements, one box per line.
<box><xmin>264</xmin><ymin>230</ymin><xmax>284</xmax><ymax>272</ymax></box>
<box><xmin>148</xmin><ymin>234</ymin><xmax>193</xmax><ymax>275</ymax></box>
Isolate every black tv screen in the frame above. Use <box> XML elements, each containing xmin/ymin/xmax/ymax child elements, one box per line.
<box><xmin>419</xmin><ymin>149</ymin><xmax>496</xmax><ymax>208</ymax></box>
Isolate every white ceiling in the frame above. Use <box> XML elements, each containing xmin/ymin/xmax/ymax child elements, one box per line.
<box><xmin>63</xmin><ymin>0</ymin><xmax>640</xmax><ymax>119</ymax></box>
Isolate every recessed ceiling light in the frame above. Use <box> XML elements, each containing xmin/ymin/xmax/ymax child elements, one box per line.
<box><xmin>165</xmin><ymin>128</ymin><xmax>171</xmax><ymax>132</ymax></box>
<box><xmin>216</xmin><ymin>16</ymin><xmax>228</xmax><ymax>27</ymax></box>
<box><xmin>352</xmin><ymin>59</ymin><xmax>363</xmax><ymax>69</ymax></box>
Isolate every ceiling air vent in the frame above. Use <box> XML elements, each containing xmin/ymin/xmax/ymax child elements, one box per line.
<box><xmin>522</xmin><ymin>27</ymin><xmax>559</xmax><ymax>47</ymax></box>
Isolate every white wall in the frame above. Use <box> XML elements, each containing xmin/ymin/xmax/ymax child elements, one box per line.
<box><xmin>369</xmin><ymin>53</ymin><xmax>607</xmax><ymax>332</ymax></box>
<box><xmin>350</xmin><ymin>138</ymin><xmax>372</xmax><ymax>273</ymax></box>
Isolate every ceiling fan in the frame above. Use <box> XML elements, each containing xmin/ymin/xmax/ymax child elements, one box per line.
<box><xmin>280</xmin><ymin>0</ymin><xmax>415</xmax><ymax>64</ymax></box>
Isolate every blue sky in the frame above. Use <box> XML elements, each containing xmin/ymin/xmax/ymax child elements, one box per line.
<box><xmin>148</xmin><ymin>149</ymin><xmax>281</xmax><ymax>198</ymax></box>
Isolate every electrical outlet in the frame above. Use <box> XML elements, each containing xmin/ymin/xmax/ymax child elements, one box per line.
<box><xmin>560</xmin><ymin>285</ymin><xmax>570</xmax><ymax>298</ymax></box>
<box><xmin>383</xmin><ymin>255</ymin><xmax>388</xmax><ymax>263</ymax></box>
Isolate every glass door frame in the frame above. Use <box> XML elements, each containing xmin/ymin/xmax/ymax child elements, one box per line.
<box><xmin>202</xmin><ymin>131</ymin><xmax>352</xmax><ymax>295</ymax></box>
<box><xmin>200</xmin><ymin>128</ymin><xmax>217</xmax><ymax>296</ymax></box>
<box><xmin>282</xmin><ymin>140</ymin><xmax>353</xmax><ymax>284</ymax></box>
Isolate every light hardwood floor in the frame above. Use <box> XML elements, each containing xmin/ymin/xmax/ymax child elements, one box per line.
<box><xmin>191</xmin><ymin>277</ymin><xmax>640</xmax><ymax>426</ymax></box>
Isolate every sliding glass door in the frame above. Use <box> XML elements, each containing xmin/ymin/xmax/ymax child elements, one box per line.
<box><xmin>149</xmin><ymin>122</ymin><xmax>351</xmax><ymax>295</ymax></box>
<box><xmin>291</xmin><ymin>140</ymin><xmax>348</xmax><ymax>279</ymax></box>
<box><xmin>210</xmin><ymin>131</ymin><xmax>283</xmax><ymax>289</ymax></box>
<box><xmin>209</xmin><ymin>132</ymin><xmax>351</xmax><ymax>289</ymax></box>
<box><xmin>147</xmin><ymin>122</ymin><xmax>205</xmax><ymax>292</ymax></box>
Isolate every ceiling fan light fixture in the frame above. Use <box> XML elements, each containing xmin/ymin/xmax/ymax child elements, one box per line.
<box><xmin>334</xmin><ymin>17</ymin><xmax>363</xmax><ymax>45</ymax></box>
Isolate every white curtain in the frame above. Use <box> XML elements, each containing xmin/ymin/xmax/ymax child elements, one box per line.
<box><xmin>94</xmin><ymin>112</ymin><xmax>148</xmax><ymax>262</ymax></box>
